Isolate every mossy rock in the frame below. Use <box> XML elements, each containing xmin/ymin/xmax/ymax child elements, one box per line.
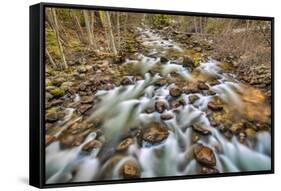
<box><xmin>45</xmin><ymin>79</ymin><xmax>53</xmax><ymax>87</ymax></box>
<box><xmin>50</xmin><ymin>88</ymin><xmax>65</xmax><ymax>97</ymax></box>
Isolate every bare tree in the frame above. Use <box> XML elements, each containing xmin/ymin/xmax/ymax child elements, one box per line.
<box><xmin>50</xmin><ymin>8</ymin><xmax>68</xmax><ymax>69</ymax></box>
<box><xmin>99</xmin><ymin>11</ymin><xmax>118</xmax><ymax>56</ymax></box>
<box><xmin>83</xmin><ymin>10</ymin><xmax>96</xmax><ymax>48</ymax></box>
<box><xmin>71</xmin><ymin>10</ymin><xmax>84</xmax><ymax>43</ymax></box>
<box><xmin>116</xmin><ymin>12</ymin><xmax>121</xmax><ymax>50</ymax></box>
<box><xmin>46</xmin><ymin>48</ymin><xmax>57</xmax><ymax>67</ymax></box>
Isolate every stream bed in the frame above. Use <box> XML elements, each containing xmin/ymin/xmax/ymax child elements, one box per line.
<box><xmin>45</xmin><ymin>27</ymin><xmax>271</xmax><ymax>184</ymax></box>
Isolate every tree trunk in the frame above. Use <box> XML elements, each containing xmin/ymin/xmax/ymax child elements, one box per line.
<box><xmin>193</xmin><ymin>17</ymin><xmax>198</xmax><ymax>33</ymax></box>
<box><xmin>105</xmin><ymin>12</ymin><xmax>118</xmax><ymax>56</ymax></box>
<box><xmin>46</xmin><ymin>48</ymin><xmax>57</xmax><ymax>67</ymax></box>
<box><xmin>71</xmin><ymin>11</ymin><xmax>84</xmax><ymax>42</ymax></box>
<box><xmin>83</xmin><ymin>10</ymin><xmax>95</xmax><ymax>47</ymax></box>
<box><xmin>99</xmin><ymin>11</ymin><xmax>118</xmax><ymax>56</ymax></box>
<box><xmin>116</xmin><ymin>12</ymin><xmax>121</xmax><ymax>50</ymax></box>
<box><xmin>51</xmin><ymin>8</ymin><xmax>68</xmax><ymax>69</ymax></box>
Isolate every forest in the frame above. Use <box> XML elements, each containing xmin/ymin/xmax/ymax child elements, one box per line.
<box><xmin>45</xmin><ymin>7</ymin><xmax>272</xmax><ymax>184</ymax></box>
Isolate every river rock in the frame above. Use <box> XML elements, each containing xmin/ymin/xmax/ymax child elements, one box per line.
<box><xmin>77</xmin><ymin>104</ymin><xmax>92</xmax><ymax>114</ymax></box>
<box><xmin>169</xmin><ymin>86</ymin><xmax>182</xmax><ymax>97</ymax></box>
<box><xmin>49</xmin><ymin>88</ymin><xmax>65</xmax><ymax>97</ymax></box>
<box><xmin>192</xmin><ymin>134</ymin><xmax>200</xmax><ymax>143</ymax></box>
<box><xmin>60</xmin><ymin>132</ymin><xmax>89</xmax><ymax>148</ymax></box>
<box><xmin>45</xmin><ymin>135</ymin><xmax>55</xmax><ymax>146</ymax></box>
<box><xmin>119</xmin><ymin>161</ymin><xmax>140</xmax><ymax>179</ymax></box>
<box><xmin>194</xmin><ymin>144</ymin><xmax>216</xmax><ymax>166</ymax></box>
<box><xmin>183</xmin><ymin>83</ymin><xmax>199</xmax><ymax>93</ymax></box>
<box><xmin>207</xmin><ymin>101</ymin><xmax>223</xmax><ymax>111</ymax></box>
<box><xmin>245</xmin><ymin>128</ymin><xmax>256</xmax><ymax>139</ymax></box>
<box><xmin>77</xmin><ymin>65</ymin><xmax>87</xmax><ymax>73</ymax></box>
<box><xmin>194</xmin><ymin>47</ymin><xmax>202</xmax><ymax>52</ymax></box>
<box><xmin>60</xmin><ymin>82</ymin><xmax>73</xmax><ymax>91</ymax></box>
<box><xmin>208</xmin><ymin>79</ymin><xmax>220</xmax><ymax>86</ymax></box>
<box><xmin>230</xmin><ymin>122</ymin><xmax>244</xmax><ymax>134</ymax></box>
<box><xmin>200</xmin><ymin>166</ymin><xmax>219</xmax><ymax>174</ymax></box>
<box><xmin>171</xmin><ymin>98</ymin><xmax>185</xmax><ymax>108</ymax></box>
<box><xmin>161</xmin><ymin>113</ymin><xmax>174</xmax><ymax>120</ymax></box>
<box><xmin>141</xmin><ymin>123</ymin><xmax>169</xmax><ymax>144</ymax></box>
<box><xmin>46</xmin><ymin>111</ymin><xmax>59</xmax><ymax>122</ymax></box>
<box><xmin>197</xmin><ymin>81</ymin><xmax>209</xmax><ymax>90</ymax></box>
<box><xmin>160</xmin><ymin>56</ymin><xmax>169</xmax><ymax>64</ymax></box>
<box><xmin>81</xmin><ymin>96</ymin><xmax>94</xmax><ymax>104</ymax></box>
<box><xmin>116</xmin><ymin>138</ymin><xmax>134</xmax><ymax>152</ymax></box>
<box><xmin>82</xmin><ymin>140</ymin><xmax>103</xmax><ymax>152</ymax></box>
<box><xmin>52</xmin><ymin>77</ymin><xmax>65</xmax><ymax>86</ymax></box>
<box><xmin>207</xmin><ymin>90</ymin><xmax>216</xmax><ymax>96</ymax></box>
<box><xmin>189</xmin><ymin>95</ymin><xmax>199</xmax><ymax>104</ymax></box>
<box><xmin>192</xmin><ymin>124</ymin><xmax>211</xmax><ymax>135</ymax></box>
<box><xmin>155</xmin><ymin>101</ymin><xmax>167</xmax><ymax>113</ymax></box>
<box><xmin>46</xmin><ymin>92</ymin><xmax>53</xmax><ymax>101</ymax></box>
<box><xmin>145</xmin><ymin>107</ymin><xmax>155</xmax><ymax>113</ymax></box>
<box><xmin>121</xmin><ymin>77</ymin><xmax>133</xmax><ymax>85</ymax></box>
<box><xmin>155</xmin><ymin>78</ymin><xmax>168</xmax><ymax>86</ymax></box>
<box><xmin>182</xmin><ymin>55</ymin><xmax>195</xmax><ymax>68</ymax></box>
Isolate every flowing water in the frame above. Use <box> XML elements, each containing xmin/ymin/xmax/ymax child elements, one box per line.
<box><xmin>45</xmin><ymin>27</ymin><xmax>271</xmax><ymax>184</ymax></box>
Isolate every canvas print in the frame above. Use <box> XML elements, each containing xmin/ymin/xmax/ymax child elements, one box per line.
<box><xmin>44</xmin><ymin>7</ymin><xmax>272</xmax><ymax>184</ymax></box>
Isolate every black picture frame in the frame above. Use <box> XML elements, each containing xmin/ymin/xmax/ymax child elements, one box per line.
<box><xmin>30</xmin><ymin>2</ymin><xmax>275</xmax><ymax>189</ymax></box>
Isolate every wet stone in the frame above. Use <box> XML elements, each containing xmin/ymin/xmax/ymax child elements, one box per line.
<box><xmin>46</xmin><ymin>111</ymin><xmax>59</xmax><ymax>123</ymax></box>
<box><xmin>207</xmin><ymin>101</ymin><xmax>223</xmax><ymax>111</ymax></box>
<box><xmin>169</xmin><ymin>86</ymin><xmax>182</xmax><ymax>97</ymax></box>
<box><xmin>183</xmin><ymin>83</ymin><xmax>199</xmax><ymax>93</ymax></box>
<box><xmin>141</xmin><ymin>123</ymin><xmax>169</xmax><ymax>145</ymax></box>
<box><xmin>45</xmin><ymin>135</ymin><xmax>55</xmax><ymax>146</ymax></box>
<box><xmin>192</xmin><ymin>124</ymin><xmax>211</xmax><ymax>135</ymax></box>
<box><xmin>119</xmin><ymin>161</ymin><xmax>141</xmax><ymax>179</ymax></box>
<box><xmin>207</xmin><ymin>90</ymin><xmax>217</xmax><ymax>96</ymax></box>
<box><xmin>230</xmin><ymin>122</ymin><xmax>244</xmax><ymax>134</ymax></box>
<box><xmin>197</xmin><ymin>81</ymin><xmax>209</xmax><ymax>90</ymax></box>
<box><xmin>160</xmin><ymin>113</ymin><xmax>174</xmax><ymax>120</ymax></box>
<box><xmin>121</xmin><ymin>77</ymin><xmax>133</xmax><ymax>85</ymax></box>
<box><xmin>160</xmin><ymin>56</ymin><xmax>169</xmax><ymax>64</ymax></box>
<box><xmin>82</xmin><ymin>140</ymin><xmax>103</xmax><ymax>152</ymax></box>
<box><xmin>116</xmin><ymin>138</ymin><xmax>134</xmax><ymax>152</ymax></box>
<box><xmin>200</xmin><ymin>166</ymin><xmax>219</xmax><ymax>174</ymax></box>
<box><xmin>145</xmin><ymin>107</ymin><xmax>155</xmax><ymax>113</ymax></box>
<box><xmin>171</xmin><ymin>99</ymin><xmax>183</xmax><ymax>108</ymax></box>
<box><xmin>193</xmin><ymin>144</ymin><xmax>216</xmax><ymax>166</ymax></box>
<box><xmin>208</xmin><ymin>79</ymin><xmax>220</xmax><ymax>86</ymax></box>
<box><xmin>81</xmin><ymin>96</ymin><xmax>94</xmax><ymax>104</ymax></box>
<box><xmin>77</xmin><ymin>104</ymin><xmax>92</xmax><ymax>114</ymax></box>
<box><xmin>189</xmin><ymin>95</ymin><xmax>199</xmax><ymax>104</ymax></box>
<box><xmin>155</xmin><ymin>101</ymin><xmax>167</xmax><ymax>113</ymax></box>
<box><xmin>245</xmin><ymin>128</ymin><xmax>256</xmax><ymax>139</ymax></box>
<box><xmin>192</xmin><ymin>134</ymin><xmax>200</xmax><ymax>143</ymax></box>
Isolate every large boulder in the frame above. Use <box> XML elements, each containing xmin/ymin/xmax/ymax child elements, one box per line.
<box><xmin>119</xmin><ymin>161</ymin><xmax>141</xmax><ymax>179</ymax></box>
<box><xmin>192</xmin><ymin>124</ymin><xmax>211</xmax><ymax>135</ymax></box>
<box><xmin>141</xmin><ymin>123</ymin><xmax>169</xmax><ymax>145</ymax></box>
<box><xmin>155</xmin><ymin>101</ymin><xmax>168</xmax><ymax>113</ymax></box>
<box><xmin>169</xmin><ymin>86</ymin><xmax>182</xmax><ymax>97</ymax></box>
<box><xmin>82</xmin><ymin>140</ymin><xmax>103</xmax><ymax>152</ymax></box>
<box><xmin>193</xmin><ymin>144</ymin><xmax>216</xmax><ymax>166</ymax></box>
<box><xmin>116</xmin><ymin>138</ymin><xmax>134</xmax><ymax>152</ymax></box>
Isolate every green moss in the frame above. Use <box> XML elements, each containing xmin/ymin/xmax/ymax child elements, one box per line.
<box><xmin>151</xmin><ymin>14</ymin><xmax>171</xmax><ymax>27</ymax></box>
<box><xmin>46</xmin><ymin>79</ymin><xmax>53</xmax><ymax>87</ymax></box>
<box><xmin>46</xmin><ymin>28</ymin><xmax>60</xmax><ymax>59</ymax></box>
<box><xmin>50</xmin><ymin>88</ymin><xmax>65</xmax><ymax>97</ymax></box>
